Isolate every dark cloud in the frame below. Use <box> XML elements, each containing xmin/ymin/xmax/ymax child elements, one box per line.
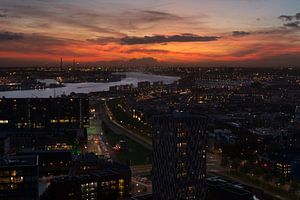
<box><xmin>279</xmin><ymin>13</ymin><xmax>300</xmax><ymax>21</ymax></box>
<box><xmin>284</xmin><ymin>22</ymin><xmax>299</xmax><ymax>28</ymax></box>
<box><xmin>278</xmin><ymin>13</ymin><xmax>300</xmax><ymax>29</ymax></box>
<box><xmin>1</xmin><ymin>2</ymin><xmax>203</xmax><ymax>37</ymax></box>
<box><xmin>6</xmin><ymin>5</ymin><xmax>126</xmax><ymax>37</ymax></box>
<box><xmin>120</xmin><ymin>34</ymin><xmax>220</xmax><ymax>45</ymax></box>
<box><xmin>122</xmin><ymin>48</ymin><xmax>169</xmax><ymax>54</ymax></box>
<box><xmin>277</xmin><ymin>13</ymin><xmax>300</xmax><ymax>30</ymax></box>
<box><xmin>0</xmin><ymin>32</ymin><xmax>23</xmax><ymax>41</ymax></box>
<box><xmin>255</xmin><ymin>29</ymin><xmax>289</xmax><ymax>35</ymax></box>
<box><xmin>231</xmin><ymin>47</ymin><xmax>261</xmax><ymax>57</ymax></box>
<box><xmin>27</xmin><ymin>23</ymin><xmax>52</xmax><ymax>29</ymax></box>
<box><xmin>127</xmin><ymin>57</ymin><xmax>158</xmax><ymax>66</ymax></box>
<box><xmin>232</xmin><ymin>31</ymin><xmax>251</xmax><ymax>37</ymax></box>
<box><xmin>25</xmin><ymin>34</ymin><xmax>69</xmax><ymax>47</ymax></box>
<box><xmin>250</xmin><ymin>13</ymin><xmax>300</xmax><ymax>35</ymax></box>
<box><xmin>137</xmin><ymin>10</ymin><xmax>182</xmax><ymax>22</ymax></box>
<box><xmin>3</xmin><ymin>4</ymin><xmax>189</xmax><ymax>36</ymax></box>
<box><xmin>87</xmin><ymin>33</ymin><xmax>221</xmax><ymax>46</ymax></box>
<box><xmin>86</xmin><ymin>37</ymin><xmax>118</xmax><ymax>45</ymax></box>
<box><xmin>116</xmin><ymin>9</ymin><xmax>197</xmax><ymax>31</ymax></box>
<box><xmin>0</xmin><ymin>32</ymin><xmax>86</xmax><ymax>57</ymax></box>
<box><xmin>279</xmin><ymin>15</ymin><xmax>294</xmax><ymax>21</ymax></box>
<box><xmin>0</xmin><ymin>9</ymin><xmax>7</xmax><ymax>17</ymax></box>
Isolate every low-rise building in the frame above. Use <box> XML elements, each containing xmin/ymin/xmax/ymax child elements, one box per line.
<box><xmin>0</xmin><ymin>155</ymin><xmax>39</xmax><ymax>200</ymax></box>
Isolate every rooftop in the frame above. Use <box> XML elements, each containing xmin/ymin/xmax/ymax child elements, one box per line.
<box><xmin>0</xmin><ymin>155</ymin><xmax>38</xmax><ymax>167</ymax></box>
<box><xmin>207</xmin><ymin>176</ymin><xmax>252</xmax><ymax>196</ymax></box>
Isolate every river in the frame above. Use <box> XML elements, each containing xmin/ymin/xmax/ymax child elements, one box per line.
<box><xmin>0</xmin><ymin>72</ymin><xmax>180</xmax><ymax>98</ymax></box>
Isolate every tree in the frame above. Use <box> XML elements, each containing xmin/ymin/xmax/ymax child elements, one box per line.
<box><xmin>263</xmin><ymin>171</ymin><xmax>273</xmax><ymax>182</ymax></box>
<box><xmin>232</xmin><ymin>158</ymin><xmax>241</xmax><ymax>170</ymax></box>
<box><xmin>221</xmin><ymin>156</ymin><xmax>229</xmax><ymax>167</ymax></box>
<box><xmin>278</xmin><ymin>175</ymin><xmax>286</xmax><ymax>185</ymax></box>
<box><xmin>290</xmin><ymin>181</ymin><xmax>300</xmax><ymax>192</ymax></box>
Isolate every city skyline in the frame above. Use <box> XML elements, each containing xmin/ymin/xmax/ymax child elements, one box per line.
<box><xmin>1</xmin><ymin>65</ymin><xmax>300</xmax><ymax>199</ymax></box>
<box><xmin>0</xmin><ymin>0</ymin><xmax>300</xmax><ymax>67</ymax></box>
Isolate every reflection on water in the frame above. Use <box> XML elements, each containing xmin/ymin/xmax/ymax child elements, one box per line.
<box><xmin>0</xmin><ymin>72</ymin><xmax>179</xmax><ymax>98</ymax></box>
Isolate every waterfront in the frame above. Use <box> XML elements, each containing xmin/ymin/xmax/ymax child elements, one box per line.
<box><xmin>0</xmin><ymin>72</ymin><xmax>179</xmax><ymax>98</ymax></box>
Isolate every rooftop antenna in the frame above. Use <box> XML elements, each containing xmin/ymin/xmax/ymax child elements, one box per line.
<box><xmin>60</xmin><ymin>57</ymin><xmax>63</xmax><ymax>71</ymax></box>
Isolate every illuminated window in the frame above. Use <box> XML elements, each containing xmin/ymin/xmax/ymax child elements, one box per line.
<box><xmin>10</xmin><ymin>176</ymin><xmax>23</xmax><ymax>183</ymax></box>
<box><xmin>119</xmin><ymin>179</ymin><xmax>124</xmax><ymax>197</ymax></box>
<box><xmin>10</xmin><ymin>170</ymin><xmax>16</xmax><ymax>176</ymax></box>
<box><xmin>50</xmin><ymin>119</ymin><xmax>57</xmax><ymax>123</ymax></box>
<box><xmin>0</xmin><ymin>120</ymin><xmax>8</xmax><ymax>124</ymax></box>
<box><xmin>0</xmin><ymin>177</ymin><xmax>10</xmax><ymax>183</ymax></box>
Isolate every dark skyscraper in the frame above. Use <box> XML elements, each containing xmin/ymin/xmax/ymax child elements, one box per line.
<box><xmin>152</xmin><ymin>111</ymin><xmax>207</xmax><ymax>200</ymax></box>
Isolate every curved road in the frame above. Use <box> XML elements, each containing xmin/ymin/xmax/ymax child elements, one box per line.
<box><xmin>98</xmin><ymin>102</ymin><xmax>152</xmax><ymax>150</ymax></box>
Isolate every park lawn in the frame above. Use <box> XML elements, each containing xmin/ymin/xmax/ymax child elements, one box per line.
<box><xmin>87</xmin><ymin>126</ymin><xmax>97</xmax><ymax>135</ymax></box>
<box><xmin>107</xmin><ymin>99</ymin><xmax>152</xmax><ymax>142</ymax></box>
<box><xmin>104</xmin><ymin>127</ymin><xmax>152</xmax><ymax>166</ymax></box>
<box><xmin>87</xmin><ymin>120</ymin><xmax>102</xmax><ymax>135</ymax></box>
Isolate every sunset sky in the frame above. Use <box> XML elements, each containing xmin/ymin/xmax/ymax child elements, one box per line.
<box><xmin>0</xmin><ymin>0</ymin><xmax>300</xmax><ymax>67</ymax></box>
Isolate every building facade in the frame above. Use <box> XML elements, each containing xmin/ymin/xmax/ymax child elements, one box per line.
<box><xmin>0</xmin><ymin>155</ymin><xmax>39</xmax><ymax>200</ymax></box>
<box><xmin>0</xmin><ymin>97</ymin><xmax>89</xmax><ymax>130</ymax></box>
<box><xmin>152</xmin><ymin>111</ymin><xmax>207</xmax><ymax>200</ymax></box>
<box><xmin>0</xmin><ymin>97</ymin><xmax>90</xmax><ymax>152</ymax></box>
<box><xmin>40</xmin><ymin>153</ymin><xmax>131</xmax><ymax>200</ymax></box>
<box><xmin>41</xmin><ymin>169</ymin><xmax>130</xmax><ymax>200</ymax></box>
<box><xmin>17</xmin><ymin>150</ymin><xmax>73</xmax><ymax>176</ymax></box>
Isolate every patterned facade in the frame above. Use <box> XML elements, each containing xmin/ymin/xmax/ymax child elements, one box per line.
<box><xmin>152</xmin><ymin>111</ymin><xmax>207</xmax><ymax>200</ymax></box>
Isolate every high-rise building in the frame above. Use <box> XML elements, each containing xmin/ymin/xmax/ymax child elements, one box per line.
<box><xmin>152</xmin><ymin>111</ymin><xmax>207</xmax><ymax>200</ymax></box>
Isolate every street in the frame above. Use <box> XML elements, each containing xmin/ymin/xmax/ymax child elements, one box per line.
<box><xmin>84</xmin><ymin>134</ymin><xmax>103</xmax><ymax>155</ymax></box>
<box><xmin>99</xmin><ymin>102</ymin><xmax>152</xmax><ymax>150</ymax></box>
<box><xmin>84</xmin><ymin>114</ymin><xmax>116</xmax><ymax>162</ymax></box>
